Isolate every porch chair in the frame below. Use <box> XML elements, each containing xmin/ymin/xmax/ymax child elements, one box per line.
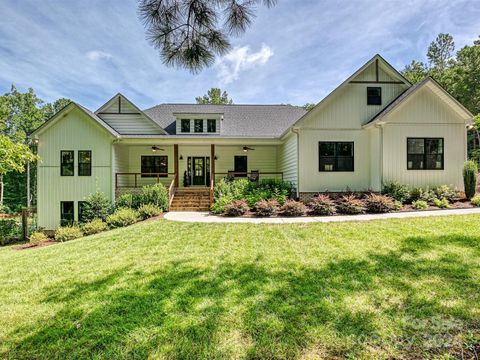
<box><xmin>227</xmin><ymin>171</ymin><xmax>236</xmax><ymax>182</ymax></box>
<box><xmin>249</xmin><ymin>170</ymin><xmax>259</xmax><ymax>183</ymax></box>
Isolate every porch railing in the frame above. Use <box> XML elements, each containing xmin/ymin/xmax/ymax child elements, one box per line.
<box><xmin>214</xmin><ymin>172</ymin><xmax>283</xmax><ymax>181</ymax></box>
<box><xmin>168</xmin><ymin>174</ymin><xmax>177</xmax><ymax>208</ymax></box>
<box><xmin>115</xmin><ymin>172</ymin><xmax>176</xmax><ymax>189</ymax></box>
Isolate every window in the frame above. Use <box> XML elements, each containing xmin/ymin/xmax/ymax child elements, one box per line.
<box><xmin>78</xmin><ymin>201</ymin><xmax>88</xmax><ymax>223</ymax></box>
<box><xmin>319</xmin><ymin>142</ymin><xmax>354</xmax><ymax>172</ymax></box>
<box><xmin>181</xmin><ymin>119</ymin><xmax>190</xmax><ymax>133</ymax></box>
<box><xmin>141</xmin><ymin>156</ymin><xmax>168</xmax><ymax>177</ymax></box>
<box><xmin>78</xmin><ymin>151</ymin><xmax>92</xmax><ymax>176</ymax></box>
<box><xmin>194</xmin><ymin>119</ymin><xmax>203</xmax><ymax>133</ymax></box>
<box><xmin>234</xmin><ymin>156</ymin><xmax>248</xmax><ymax>176</ymax></box>
<box><xmin>367</xmin><ymin>87</ymin><xmax>381</xmax><ymax>105</ymax></box>
<box><xmin>60</xmin><ymin>201</ymin><xmax>74</xmax><ymax>226</ymax></box>
<box><xmin>60</xmin><ymin>151</ymin><xmax>74</xmax><ymax>176</ymax></box>
<box><xmin>207</xmin><ymin>119</ymin><xmax>216</xmax><ymax>133</ymax></box>
<box><xmin>407</xmin><ymin>138</ymin><xmax>444</xmax><ymax>170</ymax></box>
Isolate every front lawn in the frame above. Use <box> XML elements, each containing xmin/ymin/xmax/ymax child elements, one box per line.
<box><xmin>0</xmin><ymin>216</ymin><xmax>479</xmax><ymax>359</ymax></box>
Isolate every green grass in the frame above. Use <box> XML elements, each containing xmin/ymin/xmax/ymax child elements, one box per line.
<box><xmin>0</xmin><ymin>216</ymin><xmax>479</xmax><ymax>359</ymax></box>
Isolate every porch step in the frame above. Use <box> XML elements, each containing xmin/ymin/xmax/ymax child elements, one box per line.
<box><xmin>170</xmin><ymin>188</ymin><xmax>211</xmax><ymax>212</ymax></box>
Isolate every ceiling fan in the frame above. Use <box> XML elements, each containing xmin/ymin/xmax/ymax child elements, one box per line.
<box><xmin>243</xmin><ymin>146</ymin><xmax>255</xmax><ymax>152</ymax></box>
<box><xmin>151</xmin><ymin>146</ymin><xmax>164</xmax><ymax>152</ymax></box>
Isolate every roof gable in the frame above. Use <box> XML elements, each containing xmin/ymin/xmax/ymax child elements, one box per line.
<box><xmin>96</xmin><ymin>93</ymin><xmax>167</xmax><ymax>135</ymax></box>
<box><xmin>31</xmin><ymin>102</ymin><xmax>119</xmax><ymax>138</ymax></box>
<box><xmin>364</xmin><ymin>77</ymin><xmax>473</xmax><ymax>128</ymax></box>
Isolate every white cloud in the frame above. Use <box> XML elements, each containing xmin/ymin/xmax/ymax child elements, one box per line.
<box><xmin>86</xmin><ymin>50</ymin><xmax>112</xmax><ymax>61</ymax></box>
<box><xmin>216</xmin><ymin>44</ymin><xmax>273</xmax><ymax>84</ymax></box>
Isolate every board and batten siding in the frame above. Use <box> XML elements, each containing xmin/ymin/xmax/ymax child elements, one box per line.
<box><xmin>37</xmin><ymin>108</ymin><xmax>113</xmax><ymax>229</ymax></box>
<box><xmin>381</xmin><ymin>86</ymin><xmax>467</xmax><ymax>189</ymax></box>
<box><xmin>277</xmin><ymin>132</ymin><xmax>298</xmax><ymax>188</ymax></box>
<box><xmin>298</xmin><ymin>129</ymin><xmax>371</xmax><ymax>192</ymax></box>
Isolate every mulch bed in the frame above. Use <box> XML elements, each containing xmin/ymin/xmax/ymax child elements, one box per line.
<box><xmin>14</xmin><ymin>240</ymin><xmax>56</xmax><ymax>250</ymax></box>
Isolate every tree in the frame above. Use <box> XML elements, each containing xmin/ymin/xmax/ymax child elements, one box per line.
<box><xmin>427</xmin><ymin>33</ymin><xmax>455</xmax><ymax>70</ymax></box>
<box><xmin>196</xmin><ymin>88</ymin><xmax>233</xmax><ymax>104</ymax></box>
<box><xmin>43</xmin><ymin>98</ymin><xmax>72</xmax><ymax>119</ymax></box>
<box><xmin>0</xmin><ymin>135</ymin><xmax>38</xmax><ymax>206</ymax></box>
<box><xmin>138</xmin><ymin>0</ymin><xmax>277</xmax><ymax>73</ymax></box>
<box><xmin>302</xmin><ymin>103</ymin><xmax>316</xmax><ymax>111</ymax></box>
<box><xmin>401</xmin><ymin>60</ymin><xmax>429</xmax><ymax>84</ymax></box>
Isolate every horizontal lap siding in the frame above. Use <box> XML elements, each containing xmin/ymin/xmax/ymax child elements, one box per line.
<box><xmin>277</xmin><ymin>133</ymin><xmax>297</xmax><ymax>188</ymax></box>
<box><xmin>99</xmin><ymin>114</ymin><xmax>164</xmax><ymax>135</ymax></box>
<box><xmin>37</xmin><ymin>108</ymin><xmax>113</xmax><ymax>229</ymax></box>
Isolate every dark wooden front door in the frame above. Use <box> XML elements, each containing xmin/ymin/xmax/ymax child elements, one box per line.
<box><xmin>193</xmin><ymin>157</ymin><xmax>206</xmax><ymax>185</ymax></box>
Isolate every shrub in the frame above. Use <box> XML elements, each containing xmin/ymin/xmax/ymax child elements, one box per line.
<box><xmin>54</xmin><ymin>225</ymin><xmax>83</xmax><ymax>242</ymax></box>
<box><xmin>434</xmin><ymin>185</ymin><xmax>459</xmax><ymax>202</ymax></box>
<box><xmin>116</xmin><ymin>193</ymin><xmax>142</xmax><ymax>209</ymax></box>
<box><xmin>81</xmin><ymin>219</ymin><xmax>108</xmax><ymax>235</ymax></box>
<box><xmin>394</xmin><ymin>201</ymin><xmax>403</xmax><ymax>211</ymax></box>
<box><xmin>280</xmin><ymin>200</ymin><xmax>307</xmax><ymax>217</ymax></box>
<box><xmin>412</xmin><ymin>200</ymin><xmax>428</xmax><ymax>210</ymax></box>
<box><xmin>230</xmin><ymin>179</ymin><xmax>250</xmax><ymax>199</ymax></box>
<box><xmin>409</xmin><ymin>187</ymin><xmax>437</xmax><ymax>204</ymax></box>
<box><xmin>140</xmin><ymin>183</ymin><xmax>169</xmax><ymax>211</ymax></box>
<box><xmin>223</xmin><ymin>200</ymin><xmax>249</xmax><ymax>217</ymax></box>
<box><xmin>382</xmin><ymin>181</ymin><xmax>410</xmax><ymax>203</ymax></box>
<box><xmin>0</xmin><ymin>219</ymin><xmax>18</xmax><ymax>245</ymax></box>
<box><xmin>309</xmin><ymin>194</ymin><xmax>336</xmax><ymax>216</ymax></box>
<box><xmin>106</xmin><ymin>208</ymin><xmax>139</xmax><ymax>228</ymax></box>
<box><xmin>29</xmin><ymin>231</ymin><xmax>48</xmax><ymax>243</ymax></box>
<box><xmin>471</xmin><ymin>194</ymin><xmax>480</xmax><ymax>207</ymax></box>
<box><xmin>138</xmin><ymin>204</ymin><xmax>163</xmax><ymax>220</ymax></box>
<box><xmin>81</xmin><ymin>191</ymin><xmax>112</xmax><ymax>223</ymax></box>
<box><xmin>0</xmin><ymin>204</ymin><xmax>11</xmax><ymax>214</ymax></box>
<box><xmin>210</xmin><ymin>194</ymin><xmax>234</xmax><ymax>214</ymax></box>
<box><xmin>336</xmin><ymin>195</ymin><xmax>366</xmax><ymax>215</ymax></box>
<box><xmin>364</xmin><ymin>193</ymin><xmax>396</xmax><ymax>213</ymax></box>
<box><xmin>433</xmin><ymin>198</ymin><xmax>450</xmax><ymax>209</ymax></box>
<box><xmin>463</xmin><ymin>160</ymin><xmax>478</xmax><ymax>199</ymax></box>
<box><xmin>255</xmin><ymin>199</ymin><xmax>279</xmax><ymax>217</ymax></box>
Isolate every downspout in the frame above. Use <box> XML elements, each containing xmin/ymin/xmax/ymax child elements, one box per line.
<box><xmin>291</xmin><ymin>128</ymin><xmax>300</xmax><ymax>198</ymax></box>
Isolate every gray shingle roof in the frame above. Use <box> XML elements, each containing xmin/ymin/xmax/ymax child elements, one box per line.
<box><xmin>143</xmin><ymin>104</ymin><xmax>307</xmax><ymax>137</ymax></box>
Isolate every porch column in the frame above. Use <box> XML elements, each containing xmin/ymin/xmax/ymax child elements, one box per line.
<box><xmin>174</xmin><ymin>144</ymin><xmax>179</xmax><ymax>187</ymax></box>
<box><xmin>211</xmin><ymin>144</ymin><xmax>215</xmax><ymax>183</ymax></box>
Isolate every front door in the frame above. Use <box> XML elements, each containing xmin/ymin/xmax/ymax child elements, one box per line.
<box><xmin>193</xmin><ymin>157</ymin><xmax>206</xmax><ymax>185</ymax></box>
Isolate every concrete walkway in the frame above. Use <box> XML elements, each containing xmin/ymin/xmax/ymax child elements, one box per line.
<box><xmin>164</xmin><ymin>207</ymin><xmax>480</xmax><ymax>224</ymax></box>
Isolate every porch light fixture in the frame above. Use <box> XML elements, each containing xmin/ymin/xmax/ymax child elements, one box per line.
<box><xmin>214</xmin><ymin>155</ymin><xmax>218</xmax><ymax>160</ymax></box>
<box><xmin>179</xmin><ymin>155</ymin><xmax>183</xmax><ymax>160</ymax></box>
<box><xmin>243</xmin><ymin>146</ymin><xmax>255</xmax><ymax>152</ymax></box>
<box><xmin>151</xmin><ymin>146</ymin><xmax>164</xmax><ymax>152</ymax></box>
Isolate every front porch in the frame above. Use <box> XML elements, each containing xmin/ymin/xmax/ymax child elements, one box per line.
<box><xmin>113</xmin><ymin>141</ymin><xmax>285</xmax><ymax>207</ymax></box>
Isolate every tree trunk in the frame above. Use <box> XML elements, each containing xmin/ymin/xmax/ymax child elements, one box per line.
<box><xmin>0</xmin><ymin>174</ymin><xmax>4</xmax><ymax>207</ymax></box>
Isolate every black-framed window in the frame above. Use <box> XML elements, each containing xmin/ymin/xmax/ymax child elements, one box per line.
<box><xmin>60</xmin><ymin>151</ymin><xmax>74</xmax><ymax>176</ymax></box>
<box><xmin>207</xmin><ymin>119</ymin><xmax>216</xmax><ymax>133</ymax></box>
<box><xmin>78</xmin><ymin>201</ymin><xmax>88</xmax><ymax>224</ymax></box>
<box><xmin>319</xmin><ymin>142</ymin><xmax>354</xmax><ymax>172</ymax></box>
<box><xmin>60</xmin><ymin>201</ymin><xmax>74</xmax><ymax>226</ymax></box>
<box><xmin>367</xmin><ymin>87</ymin><xmax>381</xmax><ymax>105</ymax></box>
<box><xmin>141</xmin><ymin>156</ymin><xmax>168</xmax><ymax>177</ymax></box>
<box><xmin>181</xmin><ymin>119</ymin><xmax>190</xmax><ymax>133</ymax></box>
<box><xmin>194</xmin><ymin>119</ymin><xmax>203</xmax><ymax>133</ymax></box>
<box><xmin>78</xmin><ymin>151</ymin><xmax>92</xmax><ymax>176</ymax></box>
<box><xmin>407</xmin><ymin>138</ymin><xmax>444</xmax><ymax>170</ymax></box>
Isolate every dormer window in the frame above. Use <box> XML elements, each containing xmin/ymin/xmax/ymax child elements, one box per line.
<box><xmin>367</xmin><ymin>87</ymin><xmax>381</xmax><ymax>105</ymax></box>
<box><xmin>194</xmin><ymin>119</ymin><xmax>203</xmax><ymax>133</ymax></box>
<box><xmin>181</xmin><ymin>119</ymin><xmax>190</xmax><ymax>133</ymax></box>
<box><xmin>207</xmin><ymin>119</ymin><xmax>216</xmax><ymax>133</ymax></box>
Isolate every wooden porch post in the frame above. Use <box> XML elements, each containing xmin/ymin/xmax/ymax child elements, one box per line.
<box><xmin>211</xmin><ymin>144</ymin><xmax>215</xmax><ymax>181</ymax></box>
<box><xmin>174</xmin><ymin>144</ymin><xmax>179</xmax><ymax>187</ymax></box>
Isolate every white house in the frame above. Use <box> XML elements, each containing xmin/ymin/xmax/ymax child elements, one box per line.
<box><xmin>31</xmin><ymin>54</ymin><xmax>473</xmax><ymax>229</ymax></box>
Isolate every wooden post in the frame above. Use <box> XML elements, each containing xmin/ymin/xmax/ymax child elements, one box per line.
<box><xmin>211</xmin><ymin>144</ymin><xmax>215</xmax><ymax>182</ymax></box>
<box><xmin>21</xmin><ymin>209</ymin><xmax>28</xmax><ymax>241</ymax></box>
<box><xmin>174</xmin><ymin>144</ymin><xmax>179</xmax><ymax>187</ymax></box>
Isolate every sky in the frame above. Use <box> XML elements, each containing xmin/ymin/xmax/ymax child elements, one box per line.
<box><xmin>0</xmin><ymin>0</ymin><xmax>479</xmax><ymax>110</ymax></box>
